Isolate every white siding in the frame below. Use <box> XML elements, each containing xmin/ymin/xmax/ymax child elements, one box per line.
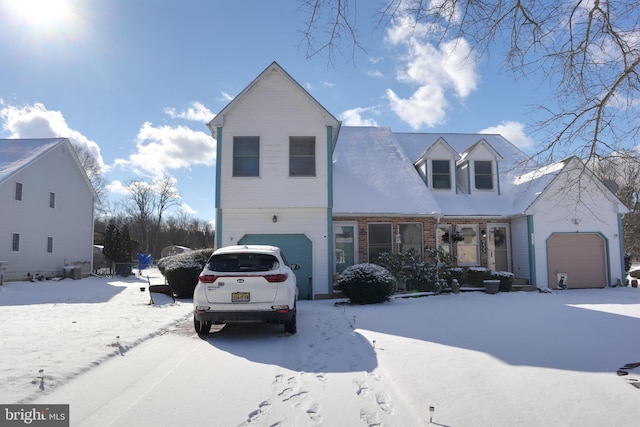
<box><xmin>219</xmin><ymin>70</ymin><xmax>330</xmax><ymax>209</ymax></box>
<box><xmin>0</xmin><ymin>143</ymin><xmax>95</xmax><ymax>279</ymax></box>
<box><xmin>526</xmin><ymin>164</ymin><xmax>625</xmax><ymax>287</ymax></box>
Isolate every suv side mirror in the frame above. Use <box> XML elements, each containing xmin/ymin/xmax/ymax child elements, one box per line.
<box><xmin>290</xmin><ymin>263</ymin><xmax>301</xmax><ymax>270</ymax></box>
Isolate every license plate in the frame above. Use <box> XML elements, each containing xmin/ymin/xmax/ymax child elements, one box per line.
<box><xmin>231</xmin><ymin>292</ymin><xmax>250</xmax><ymax>302</ymax></box>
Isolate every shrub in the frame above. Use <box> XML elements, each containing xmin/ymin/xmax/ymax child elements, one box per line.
<box><xmin>159</xmin><ymin>248</ymin><xmax>214</xmax><ymax>298</ymax></box>
<box><xmin>490</xmin><ymin>271</ymin><xmax>515</xmax><ymax>292</ymax></box>
<box><xmin>466</xmin><ymin>267</ymin><xmax>491</xmax><ymax>287</ymax></box>
<box><xmin>442</xmin><ymin>267</ymin><xmax>464</xmax><ymax>285</ymax></box>
<box><xmin>372</xmin><ymin>252</ymin><xmax>415</xmax><ymax>286</ymax></box>
<box><xmin>335</xmin><ymin>263</ymin><xmax>395</xmax><ymax>304</ymax></box>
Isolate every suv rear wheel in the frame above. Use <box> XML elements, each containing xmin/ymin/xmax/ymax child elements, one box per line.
<box><xmin>194</xmin><ymin>315</ymin><xmax>211</xmax><ymax>336</ymax></box>
<box><xmin>284</xmin><ymin>307</ymin><xmax>297</xmax><ymax>335</ymax></box>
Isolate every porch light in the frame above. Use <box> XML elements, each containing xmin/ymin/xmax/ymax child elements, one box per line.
<box><xmin>272</xmin><ymin>215</ymin><xmax>278</xmax><ymax>223</ymax></box>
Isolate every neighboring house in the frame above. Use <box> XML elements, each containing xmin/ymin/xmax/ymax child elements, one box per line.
<box><xmin>160</xmin><ymin>245</ymin><xmax>191</xmax><ymax>258</ymax></box>
<box><xmin>209</xmin><ymin>62</ymin><xmax>629</xmax><ymax>298</ymax></box>
<box><xmin>0</xmin><ymin>138</ymin><xmax>98</xmax><ymax>280</ymax></box>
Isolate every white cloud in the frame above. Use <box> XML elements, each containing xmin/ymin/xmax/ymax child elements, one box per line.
<box><xmin>479</xmin><ymin>121</ymin><xmax>534</xmax><ymax>150</ymax></box>
<box><xmin>105</xmin><ymin>179</ymin><xmax>128</xmax><ymax>195</ymax></box>
<box><xmin>180</xmin><ymin>203</ymin><xmax>196</xmax><ymax>215</ymax></box>
<box><xmin>384</xmin><ymin>15</ymin><xmax>479</xmax><ymax>129</ymax></box>
<box><xmin>0</xmin><ymin>102</ymin><xmax>106</xmax><ymax>171</ymax></box>
<box><xmin>367</xmin><ymin>69</ymin><xmax>384</xmax><ymax>78</ymax></box>
<box><xmin>114</xmin><ymin>122</ymin><xmax>215</xmax><ymax>178</ymax></box>
<box><xmin>164</xmin><ymin>101</ymin><xmax>214</xmax><ymax>123</ymax></box>
<box><xmin>219</xmin><ymin>92</ymin><xmax>234</xmax><ymax>102</ymax></box>
<box><xmin>339</xmin><ymin>107</ymin><xmax>380</xmax><ymax>126</ymax></box>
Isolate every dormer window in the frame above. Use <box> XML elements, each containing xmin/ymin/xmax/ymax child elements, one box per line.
<box><xmin>432</xmin><ymin>160</ymin><xmax>451</xmax><ymax>189</ymax></box>
<box><xmin>474</xmin><ymin>160</ymin><xmax>493</xmax><ymax>190</ymax></box>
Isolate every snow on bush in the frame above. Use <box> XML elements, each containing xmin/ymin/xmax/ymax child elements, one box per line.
<box><xmin>159</xmin><ymin>248</ymin><xmax>213</xmax><ymax>298</ymax></box>
<box><xmin>335</xmin><ymin>263</ymin><xmax>395</xmax><ymax>304</ymax></box>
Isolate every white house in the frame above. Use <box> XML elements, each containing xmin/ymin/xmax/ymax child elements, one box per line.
<box><xmin>0</xmin><ymin>138</ymin><xmax>98</xmax><ymax>280</ymax></box>
<box><xmin>209</xmin><ymin>62</ymin><xmax>629</xmax><ymax>298</ymax></box>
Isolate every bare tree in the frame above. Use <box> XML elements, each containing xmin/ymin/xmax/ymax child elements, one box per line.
<box><xmin>299</xmin><ymin>1</ymin><xmax>640</xmax><ymax>161</ymax></box>
<box><xmin>151</xmin><ymin>176</ymin><xmax>181</xmax><ymax>256</ymax></box>
<box><xmin>124</xmin><ymin>180</ymin><xmax>157</xmax><ymax>254</ymax></box>
<box><xmin>592</xmin><ymin>150</ymin><xmax>640</xmax><ymax>258</ymax></box>
<box><xmin>73</xmin><ymin>144</ymin><xmax>108</xmax><ymax>207</ymax></box>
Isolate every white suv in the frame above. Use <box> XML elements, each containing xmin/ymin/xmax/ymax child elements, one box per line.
<box><xmin>193</xmin><ymin>245</ymin><xmax>299</xmax><ymax>335</ymax></box>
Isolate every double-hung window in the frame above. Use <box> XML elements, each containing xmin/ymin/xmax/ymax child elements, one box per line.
<box><xmin>474</xmin><ymin>161</ymin><xmax>493</xmax><ymax>190</ymax></box>
<box><xmin>15</xmin><ymin>182</ymin><xmax>23</xmax><ymax>201</ymax></box>
<box><xmin>368</xmin><ymin>223</ymin><xmax>392</xmax><ymax>261</ymax></box>
<box><xmin>432</xmin><ymin>160</ymin><xmax>451</xmax><ymax>189</ymax></box>
<box><xmin>233</xmin><ymin>137</ymin><xmax>259</xmax><ymax>177</ymax></box>
<box><xmin>289</xmin><ymin>137</ymin><xmax>316</xmax><ymax>176</ymax></box>
<box><xmin>47</xmin><ymin>237</ymin><xmax>54</xmax><ymax>253</ymax></box>
<box><xmin>49</xmin><ymin>192</ymin><xmax>56</xmax><ymax>208</ymax></box>
<box><xmin>12</xmin><ymin>233</ymin><xmax>20</xmax><ymax>252</ymax></box>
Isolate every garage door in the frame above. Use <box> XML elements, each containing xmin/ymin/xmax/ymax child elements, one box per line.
<box><xmin>238</xmin><ymin>234</ymin><xmax>313</xmax><ymax>299</ymax></box>
<box><xmin>547</xmin><ymin>233</ymin><xmax>606</xmax><ymax>289</ymax></box>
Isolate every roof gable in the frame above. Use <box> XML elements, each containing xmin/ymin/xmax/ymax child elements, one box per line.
<box><xmin>459</xmin><ymin>138</ymin><xmax>504</xmax><ymax>162</ymax></box>
<box><xmin>0</xmin><ymin>138</ymin><xmax>98</xmax><ymax>201</ymax></box>
<box><xmin>0</xmin><ymin>138</ymin><xmax>66</xmax><ymax>183</ymax></box>
<box><xmin>208</xmin><ymin>61</ymin><xmax>339</xmax><ymax>129</ymax></box>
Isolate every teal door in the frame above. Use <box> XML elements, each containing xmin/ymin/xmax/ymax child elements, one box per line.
<box><xmin>237</xmin><ymin>234</ymin><xmax>313</xmax><ymax>299</ymax></box>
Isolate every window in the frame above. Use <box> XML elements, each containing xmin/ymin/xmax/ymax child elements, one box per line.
<box><xmin>474</xmin><ymin>161</ymin><xmax>493</xmax><ymax>190</ymax></box>
<box><xmin>432</xmin><ymin>160</ymin><xmax>451</xmax><ymax>189</ymax></box>
<box><xmin>368</xmin><ymin>223</ymin><xmax>392</xmax><ymax>261</ymax></box>
<box><xmin>49</xmin><ymin>192</ymin><xmax>56</xmax><ymax>208</ymax></box>
<box><xmin>397</xmin><ymin>223</ymin><xmax>423</xmax><ymax>259</ymax></box>
<box><xmin>12</xmin><ymin>233</ymin><xmax>20</xmax><ymax>252</ymax></box>
<box><xmin>15</xmin><ymin>182</ymin><xmax>23</xmax><ymax>201</ymax></box>
<box><xmin>457</xmin><ymin>225</ymin><xmax>479</xmax><ymax>265</ymax></box>
<box><xmin>47</xmin><ymin>237</ymin><xmax>53</xmax><ymax>253</ymax></box>
<box><xmin>289</xmin><ymin>137</ymin><xmax>316</xmax><ymax>176</ymax></box>
<box><xmin>232</xmin><ymin>137</ymin><xmax>259</xmax><ymax>177</ymax></box>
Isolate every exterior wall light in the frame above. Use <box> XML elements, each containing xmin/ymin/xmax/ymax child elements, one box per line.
<box><xmin>272</xmin><ymin>215</ymin><xmax>278</xmax><ymax>223</ymax></box>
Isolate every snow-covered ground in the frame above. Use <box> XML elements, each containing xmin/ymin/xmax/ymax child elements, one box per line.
<box><xmin>3</xmin><ymin>269</ymin><xmax>640</xmax><ymax>426</ymax></box>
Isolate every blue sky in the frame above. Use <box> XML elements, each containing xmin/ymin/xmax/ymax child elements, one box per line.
<box><xmin>0</xmin><ymin>0</ymin><xmax>547</xmax><ymax>224</ymax></box>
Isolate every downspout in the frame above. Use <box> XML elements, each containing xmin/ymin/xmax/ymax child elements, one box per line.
<box><xmin>326</xmin><ymin>125</ymin><xmax>334</xmax><ymax>297</ymax></box>
<box><xmin>527</xmin><ymin>215</ymin><xmax>536</xmax><ymax>287</ymax></box>
<box><xmin>618</xmin><ymin>213</ymin><xmax>626</xmax><ymax>284</ymax></box>
<box><xmin>215</xmin><ymin>126</ymin><xmax>223</xmax><ymax>249</ymax></box>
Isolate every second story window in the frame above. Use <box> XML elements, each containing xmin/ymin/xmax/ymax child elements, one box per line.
<box><xmin>289</xmin><ymin>137</ymin><xmax>316</xmax><ymax>177</ymax></box>
<box><xmin>474</xmin><ymin>161</ymin><xmax>493</xmax><ymax>190</ymax></box>
<box><xmin>15</xmin><ymin>182</ymin><xmax>23</xmax><ymax>201</ymax></box>
<box><xmin>431</xmin><ymin>160</ymin><xmax>451</xmax><ymax>189</ymax></box>
<box><xmin>233</xmin><ymin>137</ymin><xmax>259</xmax><ymax>177</ymax></box>
<box><xmin>49</xmin><ymin>192</ymin><xmax>56</xmax><ymax>208</ymax></box>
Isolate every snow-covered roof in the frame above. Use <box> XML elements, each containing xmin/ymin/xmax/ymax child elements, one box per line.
<box><xmin>332</xmin><ymin>127</ymin><xmax>442</xmax><ymax>215</ymax></box>
<box><xmin>332</xmin><ymin>128</ymin><xmax>571</xmax><ymax>217</ymax></box>
<box><xmin>0</xmin><ymin>138</ymin><xmax>67</xmax><ymax>183</ymax></box>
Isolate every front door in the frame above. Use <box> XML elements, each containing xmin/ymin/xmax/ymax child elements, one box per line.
<box><xmin>487</xmin><ymin>224</ymin><xmax>510</xmax><ymax>272</ymax></box>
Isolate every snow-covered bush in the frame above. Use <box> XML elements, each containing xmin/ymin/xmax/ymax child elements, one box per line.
<box><xmin>490</xmin><ymin>271</ymin><xmax>515</xmax><ymax>292</ymax></box>
<box><xmin>159</xmin><ymin>248</ymin><xmax>213</xmax><ymax>298</ymax></box>
<box><xmin>335</xmin><ymin>263</ymin><xmax>395</xmax><ymax>304</ymax></box>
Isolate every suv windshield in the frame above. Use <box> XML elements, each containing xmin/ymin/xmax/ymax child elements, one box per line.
<box><xmin>208</xmin><ymin>253</ymin><xmax>280</xmax><ymax>272</ymax></box>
